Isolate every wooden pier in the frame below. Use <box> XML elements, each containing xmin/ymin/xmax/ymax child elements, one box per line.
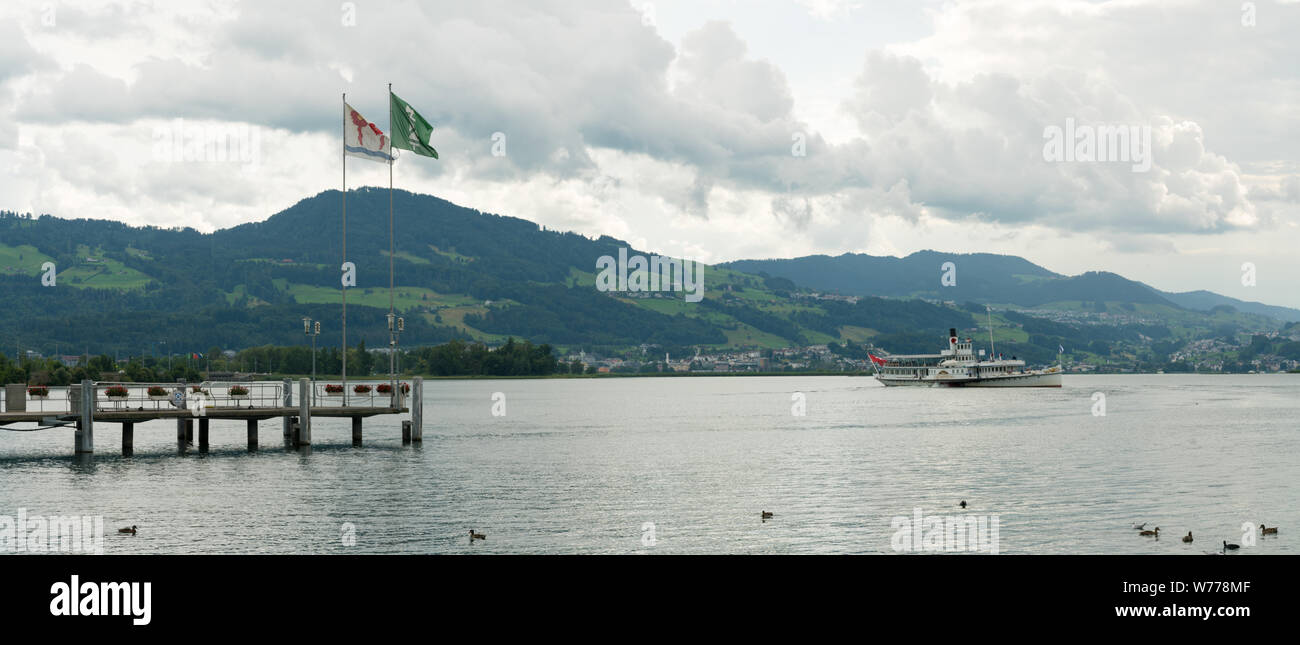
<box><xmin>0</xmin><ymin>377</ymin><xmax>423</xmax><ymax>456</ymax></box>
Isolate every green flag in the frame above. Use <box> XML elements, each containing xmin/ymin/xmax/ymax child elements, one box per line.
<box><xmin>389</xmin><ymin>91</ymin><xmax>438</xmax><ymax>159</ymax></box>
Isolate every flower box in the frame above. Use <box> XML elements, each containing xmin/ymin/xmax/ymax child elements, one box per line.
<box><xmin>228</xmin><ymin>386</ymin><xmax>250</xmax><ymax>399</ymax></box>
<box><xmin>324</xmin><ymin>385</ymin><xmax>344</xmax><ymax>396</ymax></box>
<box><xmin>28</xmin><ymin>386</ymin><xmax>50</xmax><ymax>399</ymax></box>
<box><xmin>147</xmin><ymin>386</ymin><xmax>170</xmax><ymax>401</ymax></box>
<box><xmin>353</xmin><ymin>385</ymin><xmax>372</xmax><ymax>395</ymax></box>
<box><xmin>104</xmin><ymin>386</ymin><xmax>129</xmax><ymax>399</ymax></box>
<box><xmin>376</xmin><ymin>383</ymin><xmax>411</xmax><ymax>395</ymax></box>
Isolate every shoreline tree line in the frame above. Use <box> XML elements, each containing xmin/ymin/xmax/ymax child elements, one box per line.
<box><xmin>1</xmin><ymin>338</ymin><xmax>563</xmax><ymax>385</ymax></box>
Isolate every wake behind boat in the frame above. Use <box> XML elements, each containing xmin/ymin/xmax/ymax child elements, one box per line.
<box><xmin>869</xmin><ymin>327</ymin><xmax>1062</xmax><ymax>388</ymax></box>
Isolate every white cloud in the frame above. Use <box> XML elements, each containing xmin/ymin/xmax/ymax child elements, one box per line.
<box><xmin>1</xmin><ymin>0</ymin><xmax>1297</xmax><ymax>306</ymax></box>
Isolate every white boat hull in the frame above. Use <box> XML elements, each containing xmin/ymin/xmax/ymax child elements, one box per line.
<box><xmin>941</xmin><ymin>371</ymin><xmax>1062</xmax><ymax>387</ymax></box>
<box><xmin>876</xmin><ymin>370</ymin><xmax>1062</xmax><ymax>388</ymax></box>
<box><xmin>876</xmin><ymin>377</ymin><xmax>935</xmax><ymax>387</ymax></box>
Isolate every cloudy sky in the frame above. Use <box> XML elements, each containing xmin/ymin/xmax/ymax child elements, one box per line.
<box><xmin>2</xmin><ymin>0</ymin><xmax>1298</xmax><ymax>307</ymax></box>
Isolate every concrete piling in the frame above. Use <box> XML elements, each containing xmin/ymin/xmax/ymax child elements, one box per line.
<box><xmin>74</xmin><ymin>380</ymin><xmax>94</xmax><ymax>454</ymax></box>
<box><xmin>247</xmin><ymin>418</ymin><xmax>258</xmax><ymax>451</ymax></box>
<box><xmin>282</xmin><ymin>378</ymin><xmax>293</xmax><ymax>439</ymax></box>
<box><xmin>402</xmin><ymin>420</ymin><xmax>411</xmax><ymax>445</ymax></box>
<box><xmin>411</xmin><ymin>377</ymin><xmax>423</xmax><ymax>442</ymax></box>
<box><xmin>351</xmin><ymin>416</ymin><xmax>362</xmax><ymax>446</ymax></box>
<box><xmin>297</xmin><ymin>378</ymin><xmax>311</xmax><ymax>446</ymax></box>
<box><xmin>122</xmin><ymin>422</ymin><xmax>134</xmax><ymax>456</ymax></box>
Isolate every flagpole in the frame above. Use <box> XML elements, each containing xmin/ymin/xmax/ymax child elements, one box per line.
<box><xmin>388</xmin><ymin>83</ymin><xmax>396</xmax><ymax>403</ymax></box>
<box><xmin>342</xmin><ymin>92</ymin><xmax>349</xmax><ymax>407</ymax></box>
<box><xmin>385</xmin><ymin>89</ymin><xmax>435</xmax><ymax>407</ymax></box>
<box><xmin>384</xmin><ymin>83</ymin><xmax>395</xmax><ymax>400</ymax></box>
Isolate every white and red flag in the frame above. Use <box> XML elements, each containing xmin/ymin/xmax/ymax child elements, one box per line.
<box><xmin>344</xmin><ymin>103</ymin><xmax>391</xmax><ymax>162</ymax></box>
<box><xmin>868</xmin><ymin>353</ymin><xmax>888</xmax><ymax>366</ymax></box>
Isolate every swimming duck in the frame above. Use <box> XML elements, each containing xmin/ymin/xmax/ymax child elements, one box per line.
<box><xmin>959</xmin><ymin>501</ymin><xmax>967</xmax><ymax>509</ymax></box>
<box><xmin>1222</xmin><ymin>540</ymin><xmax>1240</xmax><ymax>551</ymax></box>
<box><xmin>118</xmin><ymin>525</ymin><xmax>137</xmax><ymax>535</ymax></box>
<box><xmin>1182</xmin><ymin>531</ymin><xmax>1193</xmax><ymax>543</ymax></box>
<box><xmin>1139</xmin><ymin>527</ymin><xmax>1159</xmax><ymax>537</ymax></box>
<box><xmin>469</xmin><ymin>530</ymin><xmax>486</xmax><ymax>540</ymax></box>
<box><xmin>761</xmin><ymin>511</ymin><xmax>774</xmax><ymax>519</ymax></box>
<box><xmin>1260</xmin><ymin>524</ymin><xmax>1278</xmax><ymax>535</ymax></box>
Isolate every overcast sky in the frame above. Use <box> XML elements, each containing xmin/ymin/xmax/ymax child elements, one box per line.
<box><xmin>2</xmin><ymin>0</ymin><xmax>1298</xmax><ymax>307</ymax></box>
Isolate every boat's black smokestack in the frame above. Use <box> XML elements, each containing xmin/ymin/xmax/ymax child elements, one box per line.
<box><xmin>949</xmin><ymin>328</ymin><xmax>957</xmax><ymax>338</ymax></box>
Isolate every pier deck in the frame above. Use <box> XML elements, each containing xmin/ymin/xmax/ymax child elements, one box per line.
<box><xmin>0</xmin><ymin>377</ymin><xmax>424</xmax><ymax>456</ymax></box>
<box><xmin>0</xmin><ymin>406</ymin><xmax>406</xmax><ymax>424</ymax></box>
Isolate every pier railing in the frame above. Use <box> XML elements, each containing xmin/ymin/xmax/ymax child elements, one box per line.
<box><xmin>3</xmin><ymin>377</ymin><xmax>423</xmax><ymax>456</ymax></box>
<box><xmin>91</xmin><ymin>381</ymin><xmax>288</xmax><ymax>412</ymax></box>
<box><xmin>1</xmin><ymin>381</ymin><xmax>290</xmax><ymax>415</ymax></box>
<box><xmin>7</xmin><ymin>384</ymin><xmax>70</xmax><ymax>414</ymax></box>
<box><xmin>3</xmin><ymin>380</ymin><xmax>409</xmax><ymax>415</ymax></box>
<box><xmin>311</xmin><ymin>381</ymin><xmax>407</xmax><ymax>408</ymax></box>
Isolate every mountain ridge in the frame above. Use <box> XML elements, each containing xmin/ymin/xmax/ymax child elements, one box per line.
<box><xmin>720</xmin><ymin>251</ymin><xmax>1300</xmax><ymax>322</ymax></box>
<box><xmin>0</xmin><ymin>190</ymin><xmax>1294</xmax><ymax>373</ymax></box>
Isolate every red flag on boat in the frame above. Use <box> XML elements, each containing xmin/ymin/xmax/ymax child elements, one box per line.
<box><xmin>868</xmin><ymin>353</ymin><xmax>888</xmax><ymax>366</ymax></box>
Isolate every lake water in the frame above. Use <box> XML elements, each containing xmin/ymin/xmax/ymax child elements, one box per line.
<box><xmin>1</xmin><ymin>375</ymin><xmax>1296</xmax><ymax>554</ymax></box>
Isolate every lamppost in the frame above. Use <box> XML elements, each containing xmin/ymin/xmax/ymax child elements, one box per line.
<box><xmin>396</xmin><ymin>315</ymin><xmax>403</xmax><ymax>376</ymax></box>
<box><xmin>303</xmin><ymin>317</ymin><xmax>320</xmax><ymax>405</ymax></box>
<box><xmin>387</xmin><ymin>313</ymin><xmax>404</xmax><ymax>407</ymax></box>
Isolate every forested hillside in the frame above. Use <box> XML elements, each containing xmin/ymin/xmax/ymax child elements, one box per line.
<box><xmin>0</xmin><ymin>189</ymin><xmax>1292</xmax><ymax>374</ymax></box>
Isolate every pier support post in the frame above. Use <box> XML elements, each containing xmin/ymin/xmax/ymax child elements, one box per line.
<box><xmin>411</xmin><ymin>377</ymin><xmax>423</xmax><ymax>442</ymax></box>
<box><xmin>297</xmin><ymin>378</ymin><xmax>311</xmax><ymax>446</ymax></box>
<box><xmin>122</xmin><ymin>422</ymin><xmax>133</xmax><ymax>457</ymax></box>
<box><xmin>282</xmin><ymin>378</ymin><xmax>293</xmax><ymax>439</ymax></box>
<box><xmin>247</xmin><ymin>418</ymin><xmax>258</xmax><ymax>451</ymax></box>
<box><xmin>402</xmin><ymin>420</ymin><xmax>411</xmax><ymax>445</ymax></box>
<box><xmin>185</xmin><ymin>419</ymin><xmax>193</xmax><ymax>443</ymax></box>
<box><xmin>351</xmin><ymin>416</ymin><xmax>362</xmax><ymax>446</ymax></box>
<box><xmin>74</xmin><ymin>380</ymin><xmax>94</xmax><ymax>454</ymax></box>
<box><xmin>177</xmin><ymin>417</ymin><xmax>187</xmax><ymax>451</ymax></box>
<box><xmin>198</xmin><ymin>417</ymin><xmax>209</xmax><ymax>452</ymax></box>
